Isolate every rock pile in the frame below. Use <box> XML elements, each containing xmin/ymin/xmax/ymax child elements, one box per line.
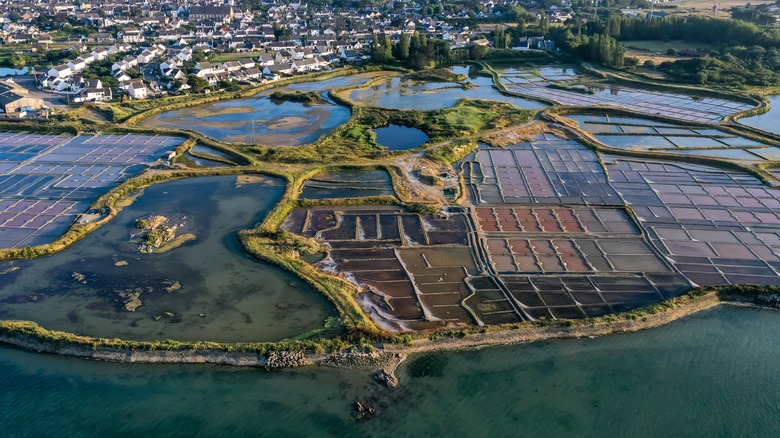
<box><xmin>756</xmin><ymin>294</ymin><xmax>780</xmax><ymax>308</ymax></box>
<box><xmin>265</xmin><ymin>351</ymin><xmax>306</xmax><ymax>369</ymax></box>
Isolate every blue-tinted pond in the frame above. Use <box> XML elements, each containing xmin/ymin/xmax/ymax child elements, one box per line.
<box><xmin>140</xmin><ymin>73</ymin><xmax>384</xmax><ymax>146</ymax></box>
<box><xmin>739</xmin><ymin>95</ymin><xmax>780</xmax><ymax>135</ymax></box>
<box><xmin>348</xmin><ymin>66</ymin><xmax>548</xmax><ymax>110</ymax></box>
<box><xmin>373</xmin><ymin>124</ymin><xmax>429</xmax><ymax>150</ymax></box>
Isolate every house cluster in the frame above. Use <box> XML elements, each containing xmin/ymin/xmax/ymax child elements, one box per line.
<box><xmin>0</xmin><ymin>1</ymin><xmax>564</xmax><ymax>101</ymax></box>
<box><xmin>41</xmin><ymin>43</ymin><xmax>133</xmax><ymax>101</ymax></box>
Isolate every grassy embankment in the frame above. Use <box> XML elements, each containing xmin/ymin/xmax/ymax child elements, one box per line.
<box><xmin>0</xmin><ymin>284</ymin><xmax>777</xmax><ymax>361</ymax></box>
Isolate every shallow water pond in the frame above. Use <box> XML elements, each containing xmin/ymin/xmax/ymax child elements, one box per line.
<box><xmin>348</xmin><ymin>66</ymin><xmax>548</xmax><ymax>110</ymax></box>
<box><xmin>739</xmin><ymin>95</ymin><xmax>780</xmax><ymax>135</ymax></box>
<box><xmin>139</xmin><ymin>74</ymin><xmax>388</xmax><ymax>146</ymax></box>
<box><xmin>373</xmin><ymin>124</ymin><xmax>429</xmax><ymax>150</ymax></box>
<box><xmin>0</xmin><ymin>175</ymin><xmax>336</xmax><ymax>342</ymax></box>
<box><xmin>141</xmin><ymin>96</ymin><xmax>350</xmax><ymax>146</ymax></box>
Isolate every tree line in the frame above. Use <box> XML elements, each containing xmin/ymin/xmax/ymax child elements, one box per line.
<box><xmin>371</xmin><ymin>32</ymin><xmax>451</xmax><ymax>69</ymax></box>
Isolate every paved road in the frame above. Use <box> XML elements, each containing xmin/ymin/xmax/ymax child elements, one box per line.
<box><xmin>8</xmin><ymin>75</ymin><xmax>69</xmax><ymax>109</ymax></box>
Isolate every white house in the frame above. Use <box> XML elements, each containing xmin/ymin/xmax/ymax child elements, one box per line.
<box><xmin>137</xmin><ymin>50</ymin><xmax>157</xmax><ymax>64</ymax></box>
<box><xmin>127</xmin><ymin>79</ymin><xmax>148</xmax><ymax>99</ymax></box>
<box><xmin>67</xmin><ymin>57</ymin><xmax>87</xmax><ymax>72</ymax></box>
<box><xmin>121</xmin><ymin>29</ymin><xmax>144</xmax><ymax>43</ymax></box>
<box><xmin>195</xmin><ymin>63</ymin><xmax>223</xmax><ymax>77</ymax></box>
<box><xmin>43</xmin><ymin>76</ymin><xmax>72</xmax><ymax>91</ymax></box>
<box><xmin>107</xmin><ymin>43</ymin><xmax>131</xmax><ymax>55</ymax></box>
<box><xmin>238</xmin><ymin>58</ymin><xmax>255</xmax><ymax>69</ymax></box>
<box><xmin>48</xmin><ymin>64</ymin><xmax>72</xmax><ymax>78</ymax></box>
<box><xmin>174</xmin><ymin>47</ymin><xmax>193</xmax><ymax>62</ymax></box>
<box><xmin>74</xmin><ymin>79</ymin><xmax>112</xmax><ymax>102</ymax></box>
<box><xmin>222</xmin><ymin>61</ymin><xmax>242</xmax><ymax>72</ymax></box>
<box><xmin>90</xmin><ymin>48</ymin><xmax>109</xmax><ymax>60</ymax></box>
<box><xmin>159</xmin><ymin>59</ymin><xmax>179</xmax><ymax>73</ymax></box>
<box><xmin>113</xmin><ymin>70</ymin><xmax>131</xmax><ymax>82</ymax></box>
<box><xmin>256</xmin><ymin>55</ymin><xmax>274</xmax><ymax>66</ymax></box>
<box><xmin>292</xmin><ymin>57</ymin><xmax>325</xmax><ymax>73</ymax></box>
<box><xmin>263</xmin><ymin>63</ymin><xmax>293</xmax><ymax>77</ymax></box>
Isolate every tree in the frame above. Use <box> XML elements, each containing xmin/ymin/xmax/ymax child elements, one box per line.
<box><xmin>187</xmin><ymin>75</ymin><xmax>209</xmax><ymax>93</ymax></box>
<box><xmin>384</xmin><ymin>35</ymin><xmax>393</xmax><ymax>61</ymax></box>
<box><xmin>101</xmin><ymin>75</ymin><xmax>118</xmax><ymax>90</ymax></box>
<box><xmin>395</xmin><ymin>33</ymin><xmax>410</xmax><ymax>60</ymax></box>
<box><xmin>469</xmin><ymin>44</ymin><xmax>487</xmax><ymax>60</ymax></box>
<box><xmin>9</xmin><ymin>54</ymin><xmax>25</xmax><ymax>69</ymax></box>
<box><xmin>191</xmin><ymin>51</ymin><xmax>207</xmax><ymax>62</ymax></box>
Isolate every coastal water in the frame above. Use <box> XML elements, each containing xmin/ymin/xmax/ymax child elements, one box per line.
<box><xmin>739</xmin><ymin>95</ymin><xmax>780</xmax><ymax>135</ymax></box>
<box><xmin>1</xmin><ymin>306</ymin><xmax>778</xmax><ymax>436</ymax></box>
<box><xmin>0</xmin><ymin>175</ymin><xmax>335</xmax><ymax>343</ymax></box>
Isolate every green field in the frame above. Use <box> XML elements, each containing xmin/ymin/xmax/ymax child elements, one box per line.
<box><xmin>209</xmin><ymin>52</ymin><xmax>272</xmax><ymax>62</ymax></box>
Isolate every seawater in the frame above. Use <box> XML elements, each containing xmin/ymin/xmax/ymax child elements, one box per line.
<box><xmin>0</xmin><ymin>306</ymin><xmax>778</xmax><ymax>437</ymax></box>
<box><xmin>0</xmin><ymin>175</ymin><xmax>335</xmax><ymax>343</ymax></box>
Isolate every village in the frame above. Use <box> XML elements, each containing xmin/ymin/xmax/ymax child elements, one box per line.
<box><xmin>0</xmin><ymin>0</ymin><xmax>578</xmax><ymax>114</ymax></box>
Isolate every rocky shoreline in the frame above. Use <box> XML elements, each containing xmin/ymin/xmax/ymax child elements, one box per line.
<box><xmin>0</xmin><ymin>294</ymin><xmax>775</xmax><ymax>386</ymax></box>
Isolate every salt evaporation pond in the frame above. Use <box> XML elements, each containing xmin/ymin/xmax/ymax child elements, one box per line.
<box><xmin>139</xmin><ymin>74</ymin><xmax>388</xmax><ymax>146</ymax></box>
<box><xmin>739</xmin><ymin>95</ymin><xmax>780</xmax><ymax>135</ymax></box>
<box><xmin>0</xmin><ymin>175</ymin><xmax>335</xmax><ymax>342</ymax></box>
<box><xmin>1</xmin><ymin>306</ymin><xmax>778</xmax><ymax>436</ymax></box>
<box><xmin>373</xmin><ymin>124</ymin><xmax>429</xmax><ymax>150</ymax></box>
<box><xmin>299</xmin><ymin>168</ymin><xmax>395</xmax><ymax>199</ymax></box>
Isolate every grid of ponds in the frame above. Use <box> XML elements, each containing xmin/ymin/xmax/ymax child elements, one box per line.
<box><xmin>281</xmin><ymin>206</ymin><xmax>476</xmax><ymax>329</ymax></box>
<box><xmin>468</xmin><ymin>202</ymin><xmax>687</xmax><ymax>322</ymax></box>
<box><xmin>568</xmin><ymin>114</ymin><xmax>780</xmax><ymax>162</ymax></box>
<box><xmin>0</xmin><ymin>132</ymin><xmax>182</xmax><ymax>248</ymax></box>
<box><xmin>474</xmin><ymin>206</ymin><xmax>637</xmax><ymax>234</ymax></box>
<box><xmin>463</xmin><ymin>134</ymin><xmax>620</xmax><ymax>205</ymax></box>
<box><xmin>465</xmin><ymin>273</ymin><xmax>688</xmax><ymax>323</ymax></box>
<box><xmin>299</xmin><ymin>169</ymin><xmax>396</xmax><ymax>200</ymax></box>
<box><xmin>605</xmin><ymin>156</ymin><xmax>780</xmax><ymax>286</ymax></box>
<box><xmin>283</xmin><ymin>132</ymin><xmax>779</xmax><ymax>329</ymax></box>
<box><xmin>499</xmin><ymin>67</ymin><xmax>752</xmax><ymax>122</ymax></box>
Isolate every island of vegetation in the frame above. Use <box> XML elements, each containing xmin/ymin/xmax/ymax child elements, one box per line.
<box><xmin>404</xmin><ymin>68</ymin><xmax>467</xmax><ymax>83</ymax></box>
<box><xmin>134</xmin><ymin>215</ymin><xmax>195</xmax><ymax>254</ymax></box>
<box><xmin>269</xmin><ymin>90</ymin><xmax>325</xmax><ymax>105</ymax></box>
